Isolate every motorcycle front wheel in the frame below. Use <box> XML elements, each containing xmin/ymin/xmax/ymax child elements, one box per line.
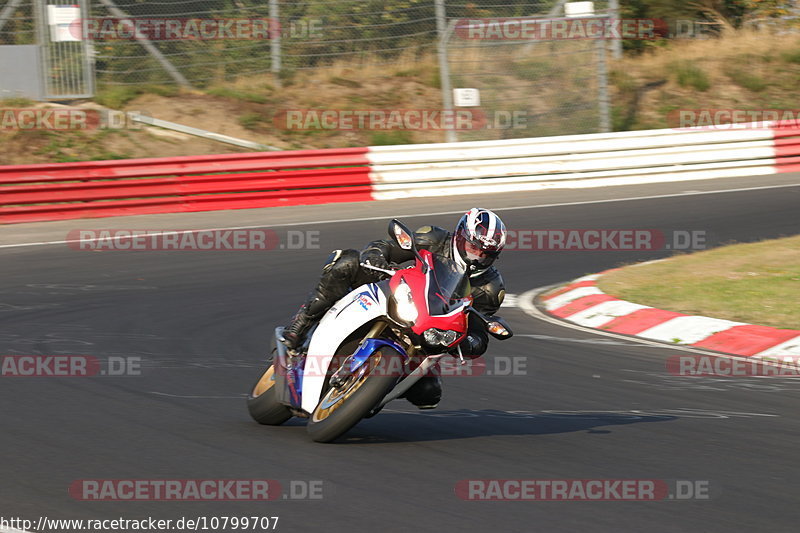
<box><xmin>306</xmin><ymin>346</ymin><xmax>402</xmax><ymax>443</ymax></box>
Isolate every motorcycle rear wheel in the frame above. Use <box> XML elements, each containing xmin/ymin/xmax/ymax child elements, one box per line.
<box><xmin>247</xmin><ymin>360</ymin><xmax>293</xmax><ymax>425</ymax></box>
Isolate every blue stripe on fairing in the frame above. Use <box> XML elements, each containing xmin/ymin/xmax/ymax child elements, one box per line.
<box><xmin>367</xmin><ymin>283</ymin><xmax>380</xmax><ymax>301</ymax></box>
<box><xmin>349</xmin><ymin>337</ymin><xmax>407</xmax><ymax>372</ymax></box>
<box><xmin>336</xmin><ymin>283</ymin><xmax>381</xmax><ymax>317</ymax></box>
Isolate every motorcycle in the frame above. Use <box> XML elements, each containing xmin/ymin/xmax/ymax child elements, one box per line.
<box><xmin>247</xmin><ymin>219</ymin><xmax>513</xmax><ymax>442</ymax></box>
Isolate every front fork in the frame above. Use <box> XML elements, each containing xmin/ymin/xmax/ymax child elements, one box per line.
<box><xmin>330</xmin><ymin>320</ymin><xmax>396</xmax><ymax>388</ymax></box>
<box><xmin>328</xmin><ymin>320</ymin><xmax>462</xmax><ymax>412</ymax></box>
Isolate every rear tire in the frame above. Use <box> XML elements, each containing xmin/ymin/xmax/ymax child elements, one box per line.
<box><xmin>247</xmin><ymin>362</ymin><xmax>292</xmax><ymax>425</ymax></box>
<box><xmin>306</xmin><ymin>347</ymin><xmax>402</xmax><ymax>443</ymax></box>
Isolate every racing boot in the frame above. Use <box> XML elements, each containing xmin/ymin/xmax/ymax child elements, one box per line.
<box><xmin>401</xmin><ymin>376</ymin><xmax>442</xmax><ymax>409</ymax></box>
<box><xmin>282</xmin><ymin>292</ymin><xmax>328</xmax><ymax>352</ymax></box>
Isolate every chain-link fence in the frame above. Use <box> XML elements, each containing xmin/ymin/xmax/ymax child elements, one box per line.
<box><xmin>0</xmin><ymin>0</ymin><xmax>35</xmax><ymax>45</ymax></box>
<box><xmin>83</xmin><ymin>0</ymin><xmax>441</xmax><ymax>87</ymax></box>
<box><xmin>1</xmin><ymin>0</ymin><xmax>612</xmax><ymax>139</ymax></box>
<box><xmin>442</xmin><ymin>1</ymin><xmax>611</xmax><ymax>140</ymax></box>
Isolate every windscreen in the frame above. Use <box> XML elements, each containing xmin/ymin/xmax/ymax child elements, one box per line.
<box><xmin>426</xmin><ymin>255</ymin><xmax>470</xmax><ymax>316</ymax></box>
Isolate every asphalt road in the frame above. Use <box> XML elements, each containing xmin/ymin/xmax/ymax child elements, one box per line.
<box><xmin>1</xmin><ymin>174</ymin><xmax>800</xmax><ymax>533</ymax></box>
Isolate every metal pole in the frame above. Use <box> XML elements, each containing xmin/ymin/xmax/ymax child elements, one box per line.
<box><xmin>596</xmin><ymin>18</ymin><xmax>610</xmax><ymax>133</ymax></box>
<box><xmin>34</xmin><ymin>0</ymin><xmax>48</xmax><ymax>99</ymax></box>
<box><xmin>435</xmin><ymin>0</ymin><xmax>456</xmax><ymax>143</ymax></box>
<box><xmin>0</xmin><ymin>0</ymin><xmax>25</xmax><ymax>35</ymax></box>
<box><xmin>269</xmin><ymin>0</ymin><xmax>281</xmax><ymax>87</ymax></box>
<box><xmin>132</xmin><ymin>114</ymin><xmax>282</xmax><ymax>151</ymax></box>
<box><xmin>97</xmin><ymin>0</ymin><xmax>193</xmax><ymax>88</ymax></box>
<box><xmin>80</xmin><ymin>0</ymin><xmax>96</xmax><ymax>97</ymax></box>
<box><xmin>608</xmin><ymin>0</ymin><xmax>622</xmax><ymax>60</ymax></box>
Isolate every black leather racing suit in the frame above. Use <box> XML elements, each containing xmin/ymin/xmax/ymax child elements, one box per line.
<box><xmin>285</xmin><ymin>225</ymin><xmax>506</xmax><ymax>407</ymax></box>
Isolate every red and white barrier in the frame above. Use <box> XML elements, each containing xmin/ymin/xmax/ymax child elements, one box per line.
<box><xmin>1</xmin><ymin>122</ymin><xmax>798</xmax><ymax>224</ymax></box>
<box><xmin>542</xmin><ymin>271</ymin><xmax>800</xmax><ymax>358</ymax></box>
<box><xmin>367</xmin><ymin>121</ymin><xmax>799</xmax><ymax>199</ymax></box>
<box><xmin>0</xmin><ymin>149</ymin><xmax>373</xmax><ymax>224</ymax></box>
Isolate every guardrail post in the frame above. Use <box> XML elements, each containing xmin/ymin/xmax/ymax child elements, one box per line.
<box><xmin>608</xmin><ymin>0</ymin><xmax>622</xmax><ymax>60</ymax></box>
<box><xmin>596</xmin><ymin>22</ymin><xmax>611</xmax><ymax>133</ymax></box>
<box><xmin>435</xmin><ymin>0</ymin><xmax>456</xmax><ymax>143</ymax></box>
<box><xmin>270</xmin><ymin>0</ymin><xmax>281</xmax><ymax>88</ymax></box>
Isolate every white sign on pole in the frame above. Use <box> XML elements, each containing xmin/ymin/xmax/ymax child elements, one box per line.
<box><xmin>453</xmin><ymin>88</ymin><xmax>480</xmax><ymax>107</ymax></box>
<box><xmin>565</xmin><ymin>2</ymin><xmax>595</xmax><ymax>17</ymax></box>
<box><xmin>47</xmin><ymin>5</ymin><xmax>81</xmax><ymax>42</ymax></box>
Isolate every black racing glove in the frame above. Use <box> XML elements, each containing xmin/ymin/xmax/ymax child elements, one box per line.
<box><xmin>360</xmin><ymin>248</ymin><xmax>390</xmax><ymax>270</ymax></box>
<box><xmin>360</xmin><ymin>248</ymin><xmax>389</xmax><ymax>272</ymax></box>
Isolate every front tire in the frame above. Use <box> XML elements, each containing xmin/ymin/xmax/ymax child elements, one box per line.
<box><xmin>247</xmin><ymin>362</ymin><xmax>292</xmax><ymax>425</ymax></box>
<box><xmin>306</xmin><ymin>347</ymin><xmax>402</xmax><ymax>443</ymax></box>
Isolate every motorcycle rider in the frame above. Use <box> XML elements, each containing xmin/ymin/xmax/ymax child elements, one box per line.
<box><xmin>281</xmin><ymin>207</ymin><xmax>508</xmax><ymax>409</ymax></box>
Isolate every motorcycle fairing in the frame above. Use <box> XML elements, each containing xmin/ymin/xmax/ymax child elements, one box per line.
<box><xmin>301</xmin><ymin>282</ymin><xmax>389</xmax><ymax>414</ymax></box>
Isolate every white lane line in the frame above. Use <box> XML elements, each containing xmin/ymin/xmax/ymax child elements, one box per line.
<box><xmin>149</xmin><ymin>392</ymin><xmax>246</xmax><ymax>399</ymax></box>
<box><xmin>572</xmin><ymin>273</ymin><xmax>603</xmax><ymax>282</ymax></box>
<box><xmin>515</xmin><ymin>334</ymin><xmax>642</xmax><ymax>347</ymax></box>
<box><xmin>500</xmin><ymin>293</ymin><xmax>518</xmax><ymax>308</ymax></box>
<box><xmin>2</xmin><ymin>182</ymin><xmax>799</xmax><ymax>250</ymax></box>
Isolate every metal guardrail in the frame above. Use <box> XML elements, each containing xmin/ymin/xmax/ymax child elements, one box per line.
<box><xmin>0</xmin><ymin>148</ymin><xmax>373</xmax><ymax>223</ymax></box>
<box><xmin>1</xmin><ymin>122</ymin><xmax>798</xmax><ymax>224</ymax></box>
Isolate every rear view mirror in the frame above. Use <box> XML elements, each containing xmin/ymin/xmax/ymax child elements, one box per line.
<box><xmin>388</xmin><ymin>218</ymin><xmax>427</xmax><ymax>272</ymax></box>
<box><xmin>486</xmin><ymin>316</ymin><xmax>513</xmax><ymax>339</ymax></box>
<box><xmin>388</xmin><ymin>219</ymin><xmax>415</xmax><ymax>250</ymax></box>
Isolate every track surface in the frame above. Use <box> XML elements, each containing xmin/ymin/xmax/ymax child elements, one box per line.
<box><xmin>2</xmin><ymin>175</ymin><xmax>800</xmax><ymax>532</ymax></box>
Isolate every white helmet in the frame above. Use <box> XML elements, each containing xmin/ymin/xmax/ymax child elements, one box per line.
<box><xmin>453</xmin><ymin>207</ymin><xmax>507</xmax><ymax>269</ymax></box>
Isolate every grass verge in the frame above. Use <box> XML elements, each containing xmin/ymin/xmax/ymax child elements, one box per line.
<box><xmin>597</xmin><ymin>235</ymin><xmax>800</xmax><ymax>330</ymax></box>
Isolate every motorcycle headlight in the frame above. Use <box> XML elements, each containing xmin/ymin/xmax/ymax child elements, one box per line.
<box><xmin>393</xmin><ymin>279</ymin><xmax>418</xmax><ymax>324</ymax></box>
<box><xmin>423</xmin><ymin>328</ymin><xmax>460</xmax><ymax>347</ymax></box>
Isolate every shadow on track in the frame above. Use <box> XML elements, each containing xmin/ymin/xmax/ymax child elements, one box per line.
<box><xmin>316</xmin><ymin>409</ymin><xmax>678</xmax><ymax>444</ymax></box>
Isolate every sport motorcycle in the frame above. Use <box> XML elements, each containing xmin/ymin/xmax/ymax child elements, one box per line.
<box><xmin>247</xmin><ymin>219</ymin><xmax>512</xmax><ymax>442</ymax></box>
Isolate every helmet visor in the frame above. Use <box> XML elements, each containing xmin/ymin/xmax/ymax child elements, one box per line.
<box><xmin>463</xmin><ymin>239</ymin><xmax>498</xmax><ymax>268</ymax></box>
